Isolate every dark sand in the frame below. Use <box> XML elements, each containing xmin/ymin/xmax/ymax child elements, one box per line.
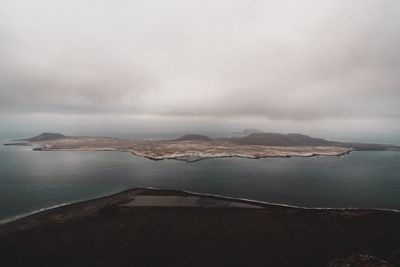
<box><xmin>1</xmin><ymin>188</ymin><xmax>400</xmax><ymax>266</ymax></box>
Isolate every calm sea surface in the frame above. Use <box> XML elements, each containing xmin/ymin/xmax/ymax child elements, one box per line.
<box><xmin>1</xmin><ymin>138</ymin><xmax>400</xmax><ymax>221</ymax></box>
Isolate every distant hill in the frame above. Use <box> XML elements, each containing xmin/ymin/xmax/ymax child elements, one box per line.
<box><xmin>19</xmin><ymin>133</ymin><xmax>67</xmax><ymax>142</ymax></box>
<box><xmin>229</xmin><ymin>132</ymin><xmax>400</xmax><ymax>151</ymax></box>
<box><xmin>233</xmin><ymin>129</ymin><xmax>264</xmax><ymax>135</ymax></box>
<box><xmin>175</xmin><ymin>134</ymin><xmax>213</xmax><ymax>142</ymax></box>
<box><xmin>242</xmin><ymin>129</ymin><xmax>264</xmax><ymax>134</ymax></box>
<box><xmin>11</xmin><ymin>131</ymin><xmax>399</xmax><ymax>152</ymax></box>
<box><xmin>232</xmin><ymin>133</ymin><xmax>334</xmax><ymax>146</ymax></box>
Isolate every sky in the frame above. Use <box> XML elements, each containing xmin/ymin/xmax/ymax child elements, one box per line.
<box><xmin>1</xmin><ymin>0</ymin><xmax>399</xmax><ymax>142</ymax></box>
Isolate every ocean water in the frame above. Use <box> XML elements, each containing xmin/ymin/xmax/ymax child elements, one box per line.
<box><xmin>1</xmin><ymin>139</ymin><xmax>400</xmax><ymax>222</ymax></box>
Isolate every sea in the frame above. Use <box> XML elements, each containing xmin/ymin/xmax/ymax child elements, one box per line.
<box><xmin>1</xmin><ymin>132</ymin><xmax>400</xmax><ymax>222</ymax></box>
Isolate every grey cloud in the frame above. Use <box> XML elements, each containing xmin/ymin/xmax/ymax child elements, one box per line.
<box><xmin>0</xmin><ymin>0</ymin><xmax>400</xmax><ymax>121</ymax></box>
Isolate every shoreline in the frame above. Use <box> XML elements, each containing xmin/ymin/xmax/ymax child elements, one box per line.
<box><xmin>3</xmin><ymin>131</ymin><xmax>362</xmax><ymax>162</ymax></box>
<box><xmin>29</xmin><ymin>146</ymin><xmax>353</xmax><ymax>162</ymax></box>
<box><xmin>2</xmin><ymin>186</ymin><xmax>399</xmax><ymax>226</ymax></box>
<box><xmin>2</xmin><ymin>187</ymin><xmax>400</xmax><ymax>266</ymax></box>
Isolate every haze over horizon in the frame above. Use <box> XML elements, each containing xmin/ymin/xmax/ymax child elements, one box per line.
<box><xmin>1</xmin><ymin>0</ymin><xmax>400</xmax><ymax>143</ymax></box>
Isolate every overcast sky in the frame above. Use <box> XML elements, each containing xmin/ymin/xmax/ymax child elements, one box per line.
<box><xmin>1</xmin><ymin>0</ymin><xmax>399</xmax><ymax>140</ymax></box>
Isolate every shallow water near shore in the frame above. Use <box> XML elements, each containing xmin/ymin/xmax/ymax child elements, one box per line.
<box><xmin>1</xmin><ymin>139</ymin><xmax>400</xmax><ymax>221</ymax></box>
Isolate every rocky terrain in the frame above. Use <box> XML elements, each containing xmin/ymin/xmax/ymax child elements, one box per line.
<box><xmin>227</xmin><ymin>133</ymin><xmax>400</xmax><ymax>151</ymax></box>
<box><xmin>4</xmin><ymin>132</ymin><xmax>399</xmax><ymax>162</ymax></box>
<box><xmin>327</xmin><ymin>253</ymin><xmax>398</xmax><ymax>267</ymax></box>
<box><xmin>1</xmin><ymin>188</ymin><xmax>399</xmax><ymax>266</ymax></box>
<box><xmin>3</xmin><ymin>132</ymin><xmax>347</xmax><ymax>162</ymax></box>
<box><xmin>174</xmin><ymin>134</ymin><xmax>213</xmax><ymax>141</ymax></box>
<box><xmin>229</xmin><ymin>132</ymin><xmax>334</xmax><ymax>146</ymax></box>
<box><xmin>18</xmin><ymin>132</ymin><xmax>67</xmax><ymax>142</ymax></box>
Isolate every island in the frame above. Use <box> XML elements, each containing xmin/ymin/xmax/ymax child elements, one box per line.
<box><xmin>1</xmin><ymin>188</ymin><xmax>399</xmax><ymax>266</ymax></box>
<box><xmin>4</xmin><ymin>132</ymin><xmax>399</xmax><ymax>162</ymax></box>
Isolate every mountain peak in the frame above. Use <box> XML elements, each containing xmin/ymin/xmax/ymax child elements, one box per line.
<box><xmin>22</xmin><ymin>133</ymin><xmax>67</xmax><ymax>142</ymax></box>
<box><xmin>175</xmin><ymin>134</ymin><xmax>213</xmax><ymax>141</ymax></box>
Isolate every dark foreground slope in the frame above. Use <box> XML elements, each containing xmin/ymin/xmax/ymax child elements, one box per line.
<box><xmin>1</xmin><ymin>188</ymin><xmax>399</xmax><ymax>267</ymax></box>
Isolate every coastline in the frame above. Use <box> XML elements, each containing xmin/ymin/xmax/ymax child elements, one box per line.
<box><xmin>0</xmin><ymin>203</ymin><xmax>71</xmax><ymax>226</ymax></box>
<box><xmin>2</xmin><ymin>187</ymin><xmax>400</xmax><ymax>266</ymax></box>
<box><xmin>29</xmin><ymin>146</ymin><xmax>353</xmax><ymax>162</ymax></box>
<box><xmin>8</xmin><ymin>131</ymin><xmax>400</xmax><ymax>163</ymax></box>
<box><xmin>2</xmin><ymin>186</ymin><xmax>399</xmax><ymax>227</ymax></box>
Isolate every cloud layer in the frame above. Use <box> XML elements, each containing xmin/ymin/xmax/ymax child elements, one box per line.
<box><xmin>1</xmin><ymin>0</ymin><xmax>400</xmax><ymax>121</ymax></box>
